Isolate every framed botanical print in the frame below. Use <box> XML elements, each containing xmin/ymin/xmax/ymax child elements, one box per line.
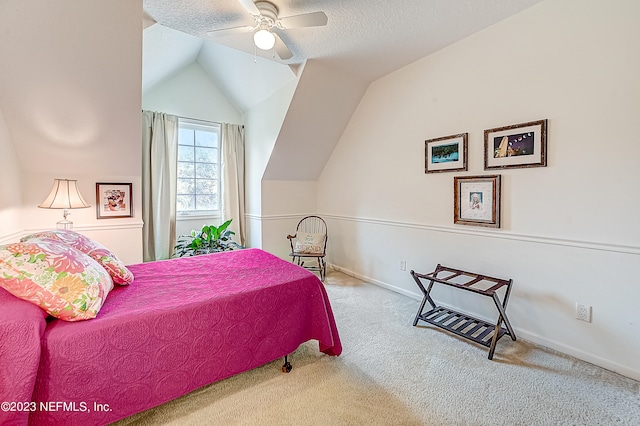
<box><xmin>454</xmin><ymin>175</ymin><xmax>501</xmax><ymax>228</ymax></box>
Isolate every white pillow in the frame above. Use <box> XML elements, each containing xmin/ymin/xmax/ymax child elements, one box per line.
<box><xmin>294</xmin><ymin>232</ymin><xmax>325</xmax><ymax>254</ymax></box>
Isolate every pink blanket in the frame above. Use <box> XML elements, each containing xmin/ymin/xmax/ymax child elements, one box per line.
<box><xmin>0</xmin><ymin>248</ymin><xmax>341</xmax><ymax>425</ymax></box>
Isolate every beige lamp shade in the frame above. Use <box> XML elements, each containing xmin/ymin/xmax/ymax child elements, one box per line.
<box><xmin>39</xmin><ymin>179</ymin><xmax>90</xmax><ymax>209</ymax></box>
<box><xmin>39</xmin><ymin>179</ymin><xmax>90</xmax><ymax>229</ymax></box>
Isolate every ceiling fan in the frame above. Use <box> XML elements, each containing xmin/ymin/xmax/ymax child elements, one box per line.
<box><xmin>206</xmin><ymin>0</ymin><xmax>328</xmax><ymax>60</ymax></box>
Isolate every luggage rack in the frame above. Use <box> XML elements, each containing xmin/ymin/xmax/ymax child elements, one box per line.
<box><xmin>410</xmin><ymin>264</ymin><xmax>516</xmax><ymax>359</ymax></box>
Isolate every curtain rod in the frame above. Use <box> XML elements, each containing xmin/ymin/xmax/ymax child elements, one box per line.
<box><xmin>142</xmin><ymin>110</ymin><xmax>243</xmax><ymax>128</ymax></box>
<box><xmin>176</xmin><ymin>115</ymin><xmax>221</xmax><ymax>125</ymax></box>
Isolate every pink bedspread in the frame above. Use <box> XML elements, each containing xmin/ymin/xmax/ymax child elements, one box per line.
<box><xmin>0</xmin><ymin>248</ymin><xmax>341</xmax><ymax>426</ymax></box>
<box><xmin>0</xmin><ymin>285</ymin><xmax>49</xmax><ymax>426</ymax></box>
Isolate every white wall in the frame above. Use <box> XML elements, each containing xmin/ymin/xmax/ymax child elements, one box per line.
<box><xmin>260</xmin><ymin>180</ymin><xmax>318</xmax><ymax>258</ymax></box>
<box><xmin>256</xmin><ymin>61</ymin><xmax>368</xmax><ymax>256</ymax></box>
<box><xmin>318</xmin><ymin>0</ymin><xmax>640</xmax><ymax>379</ymax></box>
<box><xmin>243</xmin><ymin>79</ymin><xmax>299</xmax><ymax>248</ymax></box>
<box><xmin>0</xmin><ymin>108</ymin><xmax>22</xmax><ymax>241</ymax></box>
<box><xmin>0</xmin><ymin>0</ymin><xmax>144</xmax><ymax>264</ymax></box>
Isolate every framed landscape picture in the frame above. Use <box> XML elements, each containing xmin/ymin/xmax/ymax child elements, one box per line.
<box><xmin>454</xmin><ymin>175</ymin><xmax>501</xmax><ymax>228</ymax></box>
<box><xmin>425</xmin><ymin>133</ymin><xmax>468</xmax><ymax>173</ymax></box>
<box><xmin>96</xmin><ymin>182</ymin><xmax>132</xmax><ymax>219</ymax></box>
<box><xmin>484</xmin><ymin>119</ymin><xmax>547</xmax><ymax>170</ymax></box>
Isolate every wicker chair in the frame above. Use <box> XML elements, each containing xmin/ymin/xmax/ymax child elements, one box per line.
<box><xmin>287</xmin><ymin>216</ymin><xmax>327</xmax><ymax>281</ymax></box>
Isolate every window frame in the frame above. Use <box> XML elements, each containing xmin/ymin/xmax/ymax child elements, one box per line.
<box><xmin>176</xmin><ymin>118</ymin><xmax>221</xmax><ymax>217</ymax></box>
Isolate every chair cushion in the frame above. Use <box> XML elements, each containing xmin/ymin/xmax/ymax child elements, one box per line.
<box><xmin>294</xmin><ymin>232</ymin><xmax>325</xmax><ymax>254</ymax></box>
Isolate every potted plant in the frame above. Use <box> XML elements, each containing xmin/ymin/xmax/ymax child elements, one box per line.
<box><xmin>173</xmin><ymin>219</ymin><xmax>243</xmax><ymax>257</ymax></box>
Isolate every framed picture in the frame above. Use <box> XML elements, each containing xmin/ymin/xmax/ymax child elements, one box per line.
<box><xmin>96</xmin><ymin>183</ymin><xmax>132</xmax><ymax>219</ymax></box>
<box><xmin>454</xmin><ymin>175</ymin><xmax>501</xmax><ymax>228</ymax></box>
<box><xmin>425</xmin><ymin>133</ymin><xmax>468</xmax><ymax>173</ymax></box>
<box><xmin>484</xmin><ymin>119</ymin><xmax>547</xmax><ymax>170</ymax></box>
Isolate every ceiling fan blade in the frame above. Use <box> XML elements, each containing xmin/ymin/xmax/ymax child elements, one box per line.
<box><xmin>278</xmin><ymin>11</ymin><xmax>328</xmax><ymax>29</ymax></box>
<box><xmin>237</xmin><ymin>0</ymin><xmax>261</xmax><ymax>16</ymax></box>
<box><xmin>273</xmin><ymin>33</ymin><xmax>293</xmax><ymax>60</ymax></box>
<box><xmin>206</xmin><ymin>25</ymin><xmax>254</xmax><ymax>38</ymax></box>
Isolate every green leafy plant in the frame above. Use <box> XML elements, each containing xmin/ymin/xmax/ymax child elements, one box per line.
<box><xmin>173</xmin><ymin>219</ymin><xmax>243</xmax><ymax>257</ymax></box>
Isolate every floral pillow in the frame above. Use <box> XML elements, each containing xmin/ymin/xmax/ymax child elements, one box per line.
<box><xmin>294</xmin><ymin>232</ymin><xmax>326</xmax><ymax>254</ymax></box>
<box><xmin>21</xmin><ymin>230</ymin><xmax>134</xmax><ymax>285</ymax></box>
<box><xmin>0</xmin><ymin>239</ymin><xmax>114</xmax><ymax>321</ymax></box>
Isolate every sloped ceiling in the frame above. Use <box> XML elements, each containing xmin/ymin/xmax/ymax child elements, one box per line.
<box><xmin>143</xmin><ymin>0</ymin><xmax>544</xmax><ymax>112</ymax></box>
<box><xmin>196</xmin><ymin>40</ymin><xmax>297</xmax><ymax>112</ymax></box>
<box><xmin>262</xmin><ymin>60</ymin><xmax>369</xmax><ymax>181</ymax></box>
<box><xmin>142</xmin><ymin>24</ymin><xmax>203</xmax><ymax>93</ymax></box>
<box><xmin>0</xmin><ymin>0</ymin><xmax>143</xmax><ymax>176</ymax></box>
<box><xmin>143</xmin><ymin>24</ymin><xmax>297</xmax><ymax>112</ymax></box>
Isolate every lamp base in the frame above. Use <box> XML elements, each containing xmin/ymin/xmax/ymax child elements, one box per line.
<box><xmin>56</xmin><ymin>219</ymin><xmax>73</xmax><ymax>230</ymax></box>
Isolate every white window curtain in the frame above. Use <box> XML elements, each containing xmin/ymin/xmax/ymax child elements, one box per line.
<box><xmin>220</xmin><ymin>123</ymin><xmax>246</xmax><ymax>246</ymax></box>
<box><xmin>141</xmin><ymin>110</ymin><xmax>178</xmax><ymax>261</ymax></box>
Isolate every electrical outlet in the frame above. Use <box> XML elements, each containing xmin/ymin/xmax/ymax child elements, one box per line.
<box><xmin>576</xmin><ymin>303</ymin><xmax>592</xmax><ymax>322</ymax></box>
<box><xmin>400</xmin><ymin>260</ymin><xmax>407</xmax><ymax>271</ymax></box>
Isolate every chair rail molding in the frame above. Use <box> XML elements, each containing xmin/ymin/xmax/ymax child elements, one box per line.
<box><xmin>245</xmin><ymin>213</ymin><xmax>315</xmax><ymax>221</ymax></box>
<box><xmin>319</xmin><ymin>214</ymin><xmax>640</xmax><ymax>256</ymax></box>
<box><xmin>244</xmin><ymin>212</ymin><xmax>639</xmax><ymax>255</ymax></box>
<box><xmin>1</xmin><ymin>222</ymin><xmax>144</xmax><ymax>245</ymax></box>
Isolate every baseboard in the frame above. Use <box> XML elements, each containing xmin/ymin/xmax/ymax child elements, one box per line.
<box><xmin>329</xmin><ymin>263</ymin><xmax>422</xmax><ymax>300</ymax></box>
<box><xmin>328</xmin><ymin>263</ymin><xmax>640</xmax><ymax>382</ymax></box>
<box><xmin>514</xmin><ymin>329</ymin><xmax>640</xmax><ymax>382</ymax></box>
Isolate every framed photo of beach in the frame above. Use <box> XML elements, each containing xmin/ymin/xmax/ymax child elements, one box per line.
<box><xmin>484</xmin><ymin>119</ymin><xmax>547</xmax><ymax>170</ymax></box>
<box><xmin>425</xmin><ymin>133</ymin><xmax>468</xmax><ymax>173</ymax></box>
<box><xmin>454</xmin><ymin>175</ymin><xmax>501</xmax><ymax>228</ymax></box>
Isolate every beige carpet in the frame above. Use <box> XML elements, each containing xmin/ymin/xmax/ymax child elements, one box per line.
<box><xmin>114</xmin><ymin>272</ymin><xmax>640</xmax><ymax>425</ymax></box>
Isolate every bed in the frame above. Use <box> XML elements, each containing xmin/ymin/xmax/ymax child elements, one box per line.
<box><xmin>0</xmin><ymin>246</ymin><xmax>341</xmax><ymax>425</ymax></box>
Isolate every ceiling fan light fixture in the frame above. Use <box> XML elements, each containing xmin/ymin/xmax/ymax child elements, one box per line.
<box><xmin>253</xmin><ymin>29</ymin><xmax>276</xmax><ymax>50</ymax></box>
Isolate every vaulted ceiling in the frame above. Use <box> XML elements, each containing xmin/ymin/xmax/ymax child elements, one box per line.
<box><xmin>142</xmin><ymin>0</ymin><xmax>544</xmax><ymax>113</ymax></box>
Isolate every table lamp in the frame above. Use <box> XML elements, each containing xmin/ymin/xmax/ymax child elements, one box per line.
<box><xmin>38</xmin><ymin>179</ymin><xmax>90</xmax><ymax>230</ymax></box>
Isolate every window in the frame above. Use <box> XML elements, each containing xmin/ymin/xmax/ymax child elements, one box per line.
<box><xmin>176</xmin><ymin>119</ymin><xmax>220</xmax><ymax>215</ymax></box>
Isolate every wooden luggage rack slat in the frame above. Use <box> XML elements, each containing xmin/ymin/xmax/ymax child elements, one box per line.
<box><xmin>410</xmin><ymin>264</ymin><xmax>516</xmax><ymax>360</ymax></box>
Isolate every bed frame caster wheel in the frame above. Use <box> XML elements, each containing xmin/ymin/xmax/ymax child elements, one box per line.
<box><xmin>282</xmin><ymin>361</ymin><xmax>292</xmax><ymax>373</ymax></box>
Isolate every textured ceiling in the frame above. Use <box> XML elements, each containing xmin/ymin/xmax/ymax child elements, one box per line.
<box><xmin>143</xmin><ymin>0</ymin><xmax>543</xmax><ymax>83</ymax></box>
